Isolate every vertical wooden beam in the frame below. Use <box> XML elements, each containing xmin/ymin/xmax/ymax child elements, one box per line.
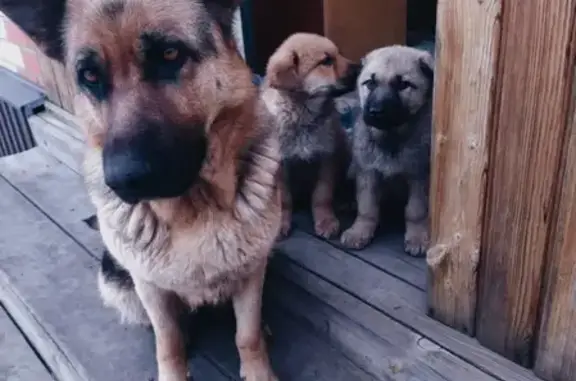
<box><xmin>534</xmin><ymin>49</ymin><xmax>576</xmax><ymax>381</ymax></box>
<box><xmin>476</xmin><ymin>1</ymin><xmax>576</xmax><ymax>367</ymax></box>
<box><xmin>427</xmin><ymin>0</ymin><xmax>501</xmax><ymax>334</ymax></box>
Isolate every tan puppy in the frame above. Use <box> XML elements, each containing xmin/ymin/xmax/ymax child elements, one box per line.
<box><xmin>261</xmin><ymin>33</ymin><xmax>361</xmax><ymax>239</ymax></box>
<box><xmin>0</xmin><ymin>1</ymin><xmax>282</xmax><ymax>381</ymax></box>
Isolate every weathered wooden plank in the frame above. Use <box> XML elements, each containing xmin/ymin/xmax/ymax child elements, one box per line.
<box><xmin>195</xmin><ymin>304</ymin><xmax>377</xmax><ymax>381</ymax></box>
<box><xmin>533</xmin><ymin>60</ymin><xmax>576</xmax><ymax>380</ymax></box>
<box><xmin>276</xmin><ymin>230</ymin><xmax>426</xmax><ymax>313</ymax></box>
<box><xmin>28</xmin><ymin>115</ymin><xmax>84</xmax><ymax>174</ymax></box>
<box><xmin>37</xmin><ymin>54</ymin><xmax>62</xmax><ymax>107</ymax></box>
<box><xmin>0</xmin><ymin>176</ymin><xmax>229</xmax><ymax>381</ymax></box>
<box><xmin>292</xmin><ymin>213</ymin><xmax>427</xmax><ymax>290</ymax></box>
<box><xmin>0</xmin><ymin>306</ymin><xmax>54</xmax><ymax>381</ymax></box>
<box><xmin>476</xmin><ymin>0</ymin><xmax>576</xmax><ymax>366</ymax></box>
<box><xmin>0</xmin><ymin>149</ymin><xmax>100</xmax><ymax>258</ymax></box>
<box><xmin>48</xmin><ymin>61</ymin><xmax>76</xmax><ymax>114</ymax></box>
<box><xmin>427</xmin><ymin>0</ymin><xmax>501</xmax><ymax>335</ymax></box>
<box><xmin>274</xmin><ymin>232</ymin><xmax>542</xmax><ymax>381</ymax></box>
<box><xmin>266</xmin><ymin>267</ymin><xmax>496</xmax><ymax>381</ymax></box>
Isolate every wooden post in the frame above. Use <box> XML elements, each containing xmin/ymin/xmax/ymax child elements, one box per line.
<box><xmin>533</xmin><ymin>61</ymin><xmax>576</xmax><ymax>380</ymax></box>
<box><xmin>427</xmin><ymin>0</ymin><xmax>501</xmax><ymax>335</ymax></box>
<box><xmin>476</xmin><ymin>0</ymin><xmax>576</xmax><ymax>367</ymax></box>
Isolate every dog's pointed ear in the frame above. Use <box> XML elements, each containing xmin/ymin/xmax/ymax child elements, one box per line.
<box><xmin>266</xmin><ymin>50</ymin><xmax>301</xmax><ymax>91</ymax></box>
<box><xmin>418</xmin><ymin>51</ymin><xmax>435</xmax><ymax>82</ymax></box>
<box><xmin>0</xmin><ymin>0</ymin><xmax>67</xmax><ymax>62</ymax></box>
<box><xmin>200</xmin><ymin>0</ymin><xmax>242</xmax><ymax>42</ymax></box>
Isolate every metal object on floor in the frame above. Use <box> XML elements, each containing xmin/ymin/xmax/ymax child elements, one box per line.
<box><xmin>0</xmin><ymin>67</ymin><xmax>46</xmax><ymax>157</ymax></box>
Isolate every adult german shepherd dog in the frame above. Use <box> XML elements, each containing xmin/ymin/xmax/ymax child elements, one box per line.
<box><xmin>0</xmin><ymin>1</ymin><xmax>282</xmax><ymax>380</ymax></box>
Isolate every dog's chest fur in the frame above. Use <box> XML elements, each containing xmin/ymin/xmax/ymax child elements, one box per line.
<box><xmin>84</xmin><ymin>139</ymin><xmax>281</xmax><ymax>307</ymax></box>
<box><xmin>352</xmin><ymin>110</ymin><xmax>431</xmax><ymax>179</ymax></box>
<box><xmin>263</xmin><ymin>87</ymin><xmax>337</xmax><ymax>161</ymax></box>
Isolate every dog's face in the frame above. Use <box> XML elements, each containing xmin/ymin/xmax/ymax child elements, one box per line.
<box><xmin>358</xmin><ymin>46</ymin><xmax>434</xmax><ymax>129</ymax></box>
<box><xmin>0</xmin><ymin>0</ymin><xmax>245</xmax><ymax>204</ymax></box>
<box><xmin>266</xmin><ymin>33</ymin><xmax>361</xmax><ymax>96</ymax></box>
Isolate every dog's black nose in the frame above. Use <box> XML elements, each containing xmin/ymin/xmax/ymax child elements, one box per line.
<box><xmin>103</xmin><ymin>121</ymin><xmax>207</xmax><ymax>204</ymax></box>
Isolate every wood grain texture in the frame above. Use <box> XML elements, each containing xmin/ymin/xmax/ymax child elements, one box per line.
<box><xmin>533</xmin><ymin>39</ymin><xmax>576</xmax><ymax>381</ymax></box>
<box><xmin>274</xmin><ymin>231</ymin><xmax>542</xmax><ymax>381</ymax></box>
<box><xmin>0</xmin><ymin>306</ymin><xmax>54</xmax><ymax>381</ymax></box>
<box><xmin>427</xmin><ymin>0</ymin><xmax>501</xmax><ymax>335</ymax></box>
<box><xmin>268</xmin><ymin>260</ymin><xmax>497</xmax><ymax>381</ymax></box>
<box><xmin>476</xmin><ymin>0</ymin><xmax>576</xmax><ymax>367</ymax></box>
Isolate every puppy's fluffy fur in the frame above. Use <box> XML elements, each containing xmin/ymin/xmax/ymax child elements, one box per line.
<box><xmin>340</xmin><ymin>45</ymin><xmax>434</xmax><ymax>256</ymax></box>
<box><xmin>261</xmin><ymin>33</ymin><xmax>360</xmax><ymax>239</ymax></box>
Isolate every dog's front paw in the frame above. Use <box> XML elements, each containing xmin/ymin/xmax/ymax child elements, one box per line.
<box><xmin>314</xmin><ymin>215</ymin><xmax>340</xmax><ymax>239</ymax></box>
<box><xmin>404</xmin><ymin>222</ymin><xmax>430</xmax><ymax>257</ymax></box>
<box><xmin>278</xmin><ymin>217</ymin><xmax>293</xmax><ymax>240</ymax></box>
<box><xmin>240</xmin><ymin>362</ymin><xmax>279</xmax><ymax>381</ymax></box>
<box><xmin>340</xmin><ymin>224</ymin><xmax>374</xmax><ymax>250</ymax></box>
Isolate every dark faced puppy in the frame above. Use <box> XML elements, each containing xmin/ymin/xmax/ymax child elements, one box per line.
<box><xmin>261</xmin><ymin>33</ymin><xmax>360</xmax><ymax>239</ymax></box>
<box><xmin>0</xmin><ymin>1</ymin><xmax>283</xmax><ymax>381</ymax></box>
<box><xmin>340</xmin><ymin>45</ymin><xmax>434</xmax><ymax>256</ymax></box>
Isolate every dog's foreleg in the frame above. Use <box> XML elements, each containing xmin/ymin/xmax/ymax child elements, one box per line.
<box><xmin>134</xmin><ymin>279</ymin><xmax>188</xmax><ymax>381</ymax></box>
<box><xmin>311</xmin><ymin>155</ymin><xmax>340</xmax><ymax>239</ymax></box>
<box><xmin>340</xmin><ymin>170</ymin><xmax>381</xmax><ymax>249</ymax></box>
<box><xmin>233</xmin><ymin>263</ymin><xmax>277</xmax><ymax>381</ymax></box>
<box><xmin>404</xmin><ymin>178</ymin><xmax>430</xmax><ymax>257</ymax></box>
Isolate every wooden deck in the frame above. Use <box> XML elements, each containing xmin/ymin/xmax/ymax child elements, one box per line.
<box><xmin>0</xmin><ymin>108</ymin><xmax>544</xmax><ymax>381</ymax></box>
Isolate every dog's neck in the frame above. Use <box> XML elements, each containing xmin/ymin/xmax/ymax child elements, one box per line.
<box><xmin>283</xmin><ymin>89</ymin><xmax>335</xmax><ymax>128</ymax></box>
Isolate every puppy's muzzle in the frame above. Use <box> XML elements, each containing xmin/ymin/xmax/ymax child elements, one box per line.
<box><xmin>363</xmin><ymin>87</ymin><xmax>408</xmax><ymax>129</ymax></box>
<box><xmin>103</xmin><ymin>120</ymin><xmax>207</xmax><ymax>204</ymax></box>
<box><xmin>330</xmin><ymin>62</ymin><xmax>363</xmax><ymax>97</ymax></box>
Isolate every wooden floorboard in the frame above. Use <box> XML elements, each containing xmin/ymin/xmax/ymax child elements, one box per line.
<box><xmin>0</xmin><ymin>305</ymin><xmax>54</xmax><ymax>381</ymax></box>
<box><xmin>274</xmin><ymin>233</ymin><xmax>542</xmax><ymax>381</ymax></box>
<box><xmin>0</xmin><ymin>147</ymin><xmax>543</xmax><ymax>381</ymax></box>
<box><xmin>265</xmin><ymin>270</ymin><xmax>494</xmax><ymax>381</ymax></box>
<box><xmin>291</xmin><ymin>213</ymin><xmax>427</xmax><ymax>290</ymax></box>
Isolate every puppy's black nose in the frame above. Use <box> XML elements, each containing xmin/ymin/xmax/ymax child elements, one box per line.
<box><xmin>103</xmin><ymin>121</ymin><xmax>207</xmax><ymax>204</ymax></box>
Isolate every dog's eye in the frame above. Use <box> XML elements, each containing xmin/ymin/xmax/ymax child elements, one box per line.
<box><xmin>362</xmin><ymin>74</ymin><xmax>378</xmax><ymax>91</ymax></box>
<box><xmin>320</xmin><ymin>55</ymin><xmax>334</xmax><ymax>66</ymax></box>
<box><xmin>163</xmin><ymin>47</ymin><xmax>179</xmax><ymax>61</ymax></box>
<box><xmin>81</xmin><ymin>68</ymin><xmax>100</xmax><ymax>85</ymax></box>
<box><xmin>397</xmin><ymin>79</ymin><xmax>412</xmax><ymax>91</ymax></box>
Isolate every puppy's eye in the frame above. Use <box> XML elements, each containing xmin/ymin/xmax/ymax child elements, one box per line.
<box><xmin>362</xmin><ymin>74</ymin><xmax>377</xmax><ymax>91</ymax></box>
<box><xmin>77</xmin><ymin>65</ymin><xmax>109</xmax><ymax>101</ymax></box>
<box><xmin>395</xmin><ymin>76</ymin><xmax>415</xmax><ymax>91</ymax></box>
<box><xmin>397</xmin><ymin>80</ymin><xmax>411</xmax><ymax>90</ymax></box>
<box><xmin>163</xmin><ymin>47</ymin><xmax>179</xmax><ymax>61</ymax></box>
<box><xmin>320</xmin><ymin>55</ymin><xmax>334</xmax><ymax>66</ymax></box>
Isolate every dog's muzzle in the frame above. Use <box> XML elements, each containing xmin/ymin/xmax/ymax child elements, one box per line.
<box><xmin>329</xmin><ymin>62</ymin><xmax>363</xmax><ymax>97</ymax></box>
<box><xmin>103</xmin><ymin>121</ymin><xmax>207</xmax><ymax>204</ymax></box>
<box><xmin>363</xmin><ymin>87</ymin><xmax>409</xmax><ymax>129</ymax></box>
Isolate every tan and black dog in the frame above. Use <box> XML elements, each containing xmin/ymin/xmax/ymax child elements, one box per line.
<box><xmin>261</xmin><ymin>33</ymin><xmax>360</xmax><ymax>239</ymax></box>
<box><xmin>0</xmin><ymin>1</ymin><xmax>282</xmax><ymax>380</ymax></box>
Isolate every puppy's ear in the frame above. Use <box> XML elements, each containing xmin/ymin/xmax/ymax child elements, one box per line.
<box><xmin>418</xmin><ymin>51</ymin><xmax>435</xmax><ymax>82</ymax></box>
<box><xmin>200</xmin><ymin>0</ymin><xmax>242</xmax><ymax>42</ymax></box>
<box><xmin>266</xmin><ymin>51</ymin><xmax>301</xmax><ymax>91</ymax></box>
<box><xmin>0</xmin><ymin>0</ymin><xmax>67</xmax><ymax>62</ymax></box>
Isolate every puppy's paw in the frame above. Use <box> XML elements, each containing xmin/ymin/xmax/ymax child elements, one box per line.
<box><xmin>278</xmin><ymin>217</ymin><xmax>293</xmax><ymax>240</ymax></box>
<box><xmin>314</xmin><ymin>215</ymin><xmax>340</xmax><ymax>239</ymax></box>
<box><xmin>240</xmin><ymin>363</ymin><xmax>278</xmax><ymax>381</ymax></box>
<box><xmin>404</xmin><ymin>222</ymin><xmax>430</xmax><ymax>257</ymax></box>
<box><xmin>340</xmin><ymin>224</ymin><xmax>374</xmax><ymax>250</ymax></box>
